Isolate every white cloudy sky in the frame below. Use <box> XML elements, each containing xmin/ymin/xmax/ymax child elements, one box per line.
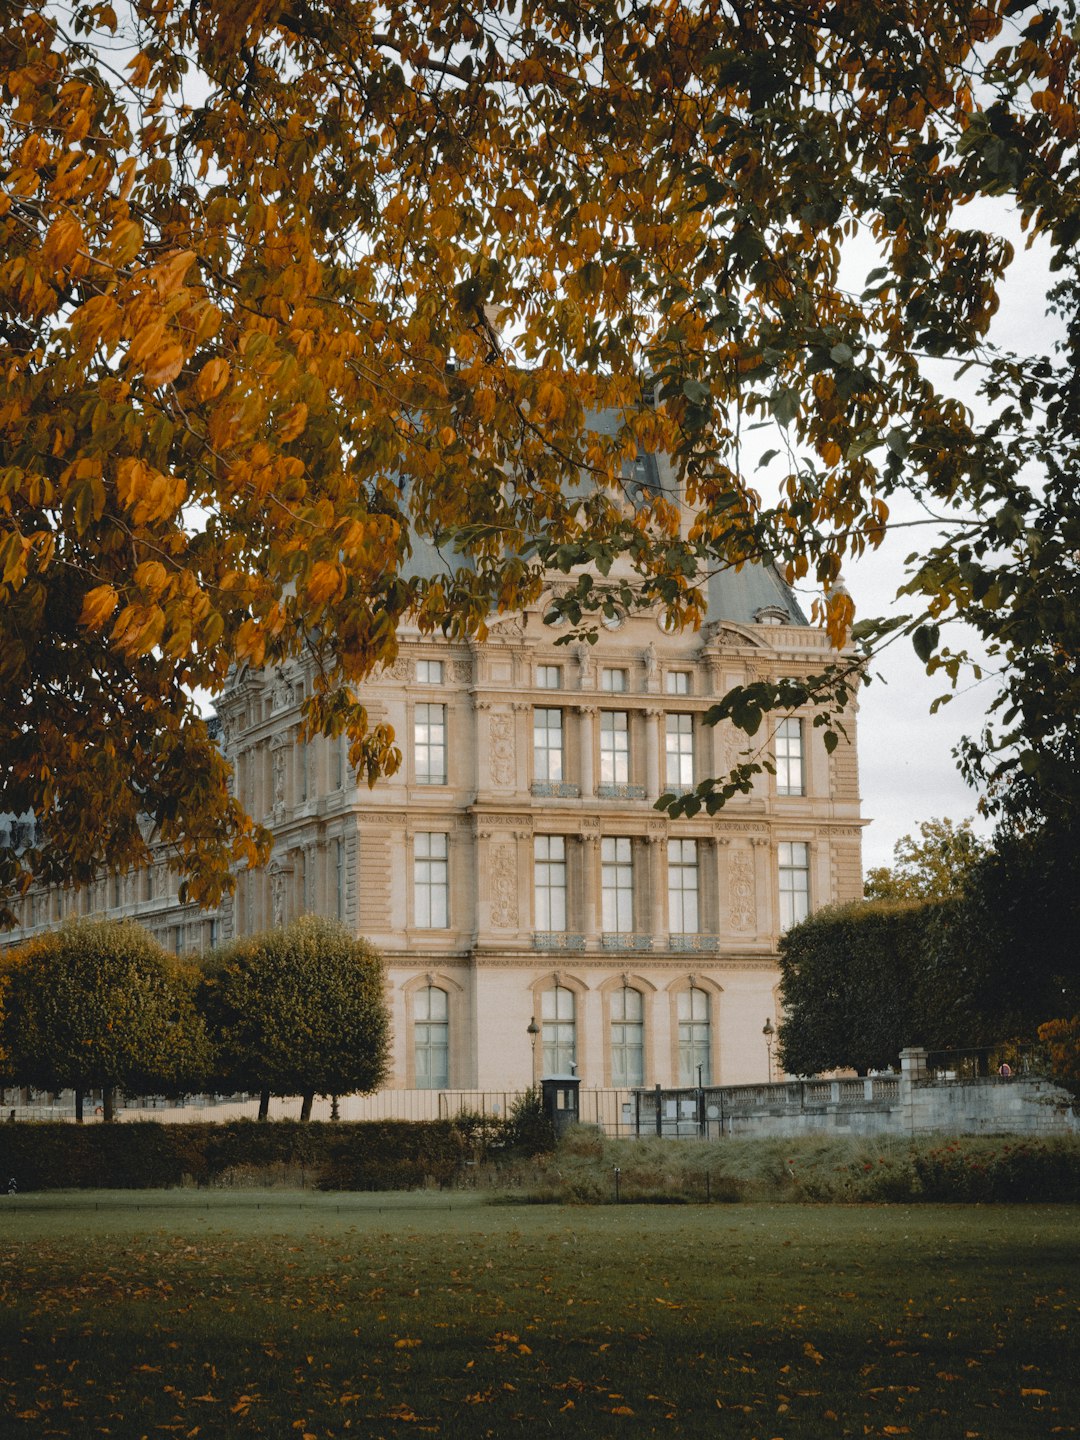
<box><xmin>828</xmin><ymin>204</ymin><xmax>1057</xmax><ymax>872</ymax></box>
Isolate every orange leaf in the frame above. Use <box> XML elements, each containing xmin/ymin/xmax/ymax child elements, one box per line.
<box><xmin>80</xmin><ymin>583</ymin><xmax>118</xmax><ymax>630</ymax></box>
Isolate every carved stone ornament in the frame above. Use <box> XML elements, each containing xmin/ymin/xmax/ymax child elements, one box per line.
<box><xmin>385</xmin><ymin>657</ymin><xmax>412</xmax><ymax>682</ymax></box>
<box><xmin>574</xmin><ymin>640</ymin><xmax>594</xmax><ymax>689</ymax></box>
<box><xmin>269</xmin><ymin>867</ymin><xmax>289</xmax><ymax>928</ymax></box>
<box><xmin>489</xmin><ymin>844</ymin><xmax>518</xmax><ymax>928</ymax></box>
<box><xmin>272</xmin><ymin>748</ymin><xmax>287</xmax><ymax>814</ymax></box>
<box><xmin>451</xmin><ymin>658</ymin><xmax>473</xmax><ymax>683</ymax></box>
<box><xmin>489</xmin><ymin>711</ymin><xmax>516</xmax><ymax>787</ymax></box>
<box><xmin>270</xmin><ymin>670</ymin><xmax>295</xmax><ymax>713</ymax></box>
<box><xmin>728</xmin><ymin>848</ymin><xmax>755</xmax><ymax>933</ymax></box>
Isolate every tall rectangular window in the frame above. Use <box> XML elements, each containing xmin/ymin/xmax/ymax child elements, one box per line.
<box><xmin>335</xmin><ymin>838</ymin><xmax>345</xmax><ymax>920</ymax></box>
<box><xmin>599</xmin><ymin>711</ymin><xmax>629</xmax><ymax>784</ymax></box>
<box><xmin>533</xmin><ymin>708</ymin><xmax>564</xmax><ymax>782</ymax></box>
<box><xmin>668</xmin><ymin>838</ymin><xmax>699</xmax><ymax>934</ymax></box>
<box><xmin>415</xmin><ymin>986</ymin><xmax>449</xmax><ymax>1089</ymax></box>
<box><xmin>779</xmin><ymin>841</ymin><xmax>810</xmax><ymax>929</ymax></box>
<box><xmin>665</xmin><ymin>714</ymin><xmax>694</xmax><ymax>789</ymax></box>
<box><xmin>601</xmin><ymin>836</ymin><xmax>634</xmax><ymax>932</ymax></box>
<box><xmin>601</xmin><ymin>667</ymin><xmax>628</xmax><ymax>693</ymax></box>
<box><xmin>296</xmin><ymin>737</ymin><xmax>308</xmax><ymax>802</ymax></box>
<box><xmin>415</xmin><ymin>703</ymin><xmax>447</xmax><ymax>785</ymax></box>
<box><xmin>333</xmin><ymin>733</ymin><xmax>345</xmax><ymax>790</ymax></box>
<box><xmin>542</xmin><ymin>985</ymin><xmax>576</xmax><ymax>1074</ymax></box>
<box><xmin>417</xmin><ymin>659</ymin><xmax>443</xmax><ymax>685</ymax></box>
<box><xmin>534</xmin><ymin>835</ymin><xmax>567</xmax><ymax>931</ymax></box>
<box><xmin>776</xmin><ymin>718</ymin><xmax>805</xmax><ymax>796</ymax></box>
<box><xmin>666</xmin><ymin>671</ymin><xmax>691</xmax><ymax>695</ymax></box>
<box><xmin>678</xmin><ymin>988</ymin><xmax>712</xmax><ymax>1086</ymax></box>
<box><xmin>610</xmin><ymin>987</ymin><xmax>645</xmax><ymax>1087</ymax></box>
<box><xmin>414</xmin><ymin>832</ymin><xmax>449</xmax><ymax>928</ymax></box>
<box><xmin>536</xmin><ymin>664</ymin><xmax>562</xmax><ymax>689</ymax></box>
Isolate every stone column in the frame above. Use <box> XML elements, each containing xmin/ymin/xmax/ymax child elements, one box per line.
<box><xmin>646</xmin><ymin>831</ymin><xmax>667</xmax><ymax>944</ymax></box>
<box><xmin>581</xmin><ymin>833</ymin><xmax>601</xmax><ymax>942</ymax></box>
<box><xmin>577</xmin><ymin>706</ymin><xmax>596</xmax><ymax>797</ymax></box>
<box><xmin>645</xmin><ymin>707</ymin><xmax>663</xmax><ymax>799</ymax></box>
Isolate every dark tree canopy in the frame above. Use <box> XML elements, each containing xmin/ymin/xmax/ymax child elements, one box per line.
<box><xmin>779</xmin><ymin>811</ymin><xmax>1080</xmax><ymax>1074</ymax></box>
<box><xmin>0</xmin><ymin>918</ymin><xmax>210</xmax><ymax>1119</ymax></box>
<box><xmin>200</xmin><ymin>915</ymin><xmax>390</xmax><ymax>1120</ymax></box>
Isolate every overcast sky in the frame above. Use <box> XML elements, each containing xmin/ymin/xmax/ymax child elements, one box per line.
<box><xmin>828</xmin><ymin>203</ymin><xmax>1057</xmax><ymax>873</ymax></box>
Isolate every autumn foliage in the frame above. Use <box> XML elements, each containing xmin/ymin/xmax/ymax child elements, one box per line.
<box><xmin>2</xmin><ymin>2</ymin><xmax>1078</xmax><ymax>913</ymax></box>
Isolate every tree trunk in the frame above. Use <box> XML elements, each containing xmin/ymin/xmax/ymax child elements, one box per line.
<box><xmin>74</xmin><ymin>1088</ymin><xmax>84</xmax><ymax>1124</ymax></box>
<box><xmin>300</xmin><ymin>1090</ymin><xmax>314</xmax><ymax>1123</ymax></box>
<box><xmin>102</xmin><ymin>1086</ymin><xmax>115</xmax><ymax>1123</ymax></box>
<box><xmin>330</xmin><ymin>1094</ymin><xmax>339</xmax><ymax>1122</ymax></box>
<box><xmin>258</xmin><ymin>1088</ymin><xmax>270</xmax><ymax>1121</ymax></box>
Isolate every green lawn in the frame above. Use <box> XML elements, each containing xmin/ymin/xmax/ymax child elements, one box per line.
<box><xmin>1</xmin><ymin>1193</ymin><xmax>1077</xmax><ymax>1437</ymax></box>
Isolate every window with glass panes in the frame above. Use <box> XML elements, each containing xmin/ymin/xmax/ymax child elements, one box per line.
<box><xmin>779</xmin><ymin>841</ymin><xmax>810</xmax><ymax>928</ymax></box>
<box><xmin>776</xmin><ymin>718</ymin><xmax>805</xmax><ymax>795</ymax></box>
<box><xmin>534</xmin><ymin>835</ymin><xmax>567</xmax><ymax>931</ymax></box>
<box><xmin>665</xmin><ymin>714</ymin><xmax>694</xmax><ymax>788</ymax></box>
<box><xmin>414</xmin><ymin>703</ymin><xmax>447</xmax><ymax>784</ymax></box>
<box><xmin>665</xmin><ymin>671</ymin><xmax>691</xmax><ymax>695</ymax></box>
<box><xmin>542</xmin><ymin>985</ymin><xmax>576</xmax><ymax>1074</ymax></box>
<box><xmin>533</xmin><ymin>708</ymin><xmax>564</xmax><ymax>782</ymax></box>
<box><xmin>601</xmin><ymin>667</ymin><xmax>628</xmax><ymax>692</ymax></box>
<box><xmin>414</xmin><ymin>833</ymin><xmax>449</xmax><ymax>928</ymax></box>
<box><xmin>610</xmin><ymin>987</ymin><xmax>645</xmax><ymax>1087</ymax></box>
<box><xmin>536</xmin><ymin>664</ymin><xmax>561</xmax><ymax>689</ymax></box>
<box><xmin>667</xmin><ymin>838</ymin><xmax>699</xmax><ymax>933</ymax></box>
<box><xmin>601</xmin><ymin>836</ymin><xmax>634</xmax><ymax>932</ymax></box>
<box><xmin>599</xmin><ymin>711</ymin><xmax>629</xmax><ymax>783</ymax></box>
<box><xmin>678</xmin><ymin>987</ymin><xmax>711</xmax><ymax>1085</ymax></box>
<box><xmin>416</xmin><ymin>659</ymin><xmax>443</xmax><ymax>684</ymax></box>
<box><xmin>334</xmin><ymin>838</ymin><xmax>345</xmax><ymax>920</ymax></box>
<box><xmin>414</xmin><ymin>985</ymin><xmax>449</xmax><ymax>1089</ymax></box>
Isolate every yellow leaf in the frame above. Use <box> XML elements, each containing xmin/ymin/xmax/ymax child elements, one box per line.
<box><xmin>394</xmin><ymin>1337</ymin><xmax>422</xmax><ymax>1348</ymax></box>
<box><xmin>80</xmin><ymin>584</ymin><xmax>118</xmax><ymax>630</ymax></box>
<box><xmin>196</xmin><ymin>358</ymin><xmax>231</xmax><ymax>401</ymax></box>
<box><xmin>142</xmin><ymin>342</ymin><xmax>186</xmax><ymax>388</ymax></box>
<box><xmin>306</xmin><ymin>560</ymin><xmax>344</xmax><ymax>605</ymax></box>
<box><xmin>277</xmin><ymin>403</ymin><xmax>309</xmax><ymax>443</ymax></box>
<box><xmin>134</xmin><ymin>560</ymin><xmax>169</xmax><ymax>598</ymax></box>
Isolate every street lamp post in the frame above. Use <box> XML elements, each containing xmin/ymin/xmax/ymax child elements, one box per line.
<box><xmin>527</xmin><ymin>1016</ymin><xmax>540</xmax><ymax>1080</ymax></box>
<box><xmin>762</xmin><ymin>1018</ymin><xmax>775</xmax><ymax>1083</ymax></box>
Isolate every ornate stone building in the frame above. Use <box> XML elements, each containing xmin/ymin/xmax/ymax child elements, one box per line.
<box><xmin>5</xmin><ymin>570</ymin><xmax>863</xmax><ymax>1095</ymax></box>
<box><xmin>3</xmin><ymin>432</ymin><xmax>865</xmax><ymax>1094</ymax></box>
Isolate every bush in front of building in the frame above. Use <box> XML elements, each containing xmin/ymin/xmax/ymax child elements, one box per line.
<box><xmin>0</xmin><ymin>1119</ymin><xmax>470</xmax><ymax>1192</ymax></box>
<box><xmin>0</xmin><ymin>919</ymin><xmax>211</xmax><ymax>1122</ymax></box>
<box><xmin>199</xmin><ymin>917</ymin><xmax>390</xmax><ymax>1122</ymax></box>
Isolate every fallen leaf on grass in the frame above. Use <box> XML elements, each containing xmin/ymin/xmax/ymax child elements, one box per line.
<box><xmin>394</xmin><ymin>1338</ymin><xmax>422</xmax><ymax>1349</ymax></box>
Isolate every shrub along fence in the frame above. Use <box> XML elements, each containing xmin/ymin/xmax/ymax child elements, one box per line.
<box><xmin>0</xmin><ymin>1120</ymin><xmax>472</xmax><ymax>1192</ymax></box>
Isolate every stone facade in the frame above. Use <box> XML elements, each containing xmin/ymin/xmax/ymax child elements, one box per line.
<box><xmin>5</xmin><ymin>575</ymin><xmax>865</xmax><ymax>1094</ymax></box>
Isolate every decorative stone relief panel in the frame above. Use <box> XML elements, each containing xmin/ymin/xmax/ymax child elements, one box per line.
<box><xmin>728</xmin><ymin>847</ymin><xmax>755</xmax><ymax>933</ymax></box>
<box><xmin>489</xmin><ymin>843</ymin><xmax>518</xmax><ymax>928</ymax></box>
<box><xmin>489</xmin><ymin>711</ymin><xmax>516</xmax><ymax>787</ymax></box>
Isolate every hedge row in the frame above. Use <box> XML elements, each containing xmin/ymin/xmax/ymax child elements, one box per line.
<box><xmin>0</xmin><ymin>1120</ymin><xmax>469</xmax><ymax>1192</ymax></box>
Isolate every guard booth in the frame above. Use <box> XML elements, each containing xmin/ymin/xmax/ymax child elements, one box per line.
<box><xmin>541</xmin><ymin>1075</ymin><xmax>580</xmax><ymax>1137</ymax></box>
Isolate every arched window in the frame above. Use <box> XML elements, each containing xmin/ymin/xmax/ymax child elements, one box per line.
<box><xmin>542</xmin><ymin>984</ymin><xmax>576</xmax><ymax>1075</ymax></box>
<box><xmin>610</xmin><ymin>987</ymin><xmax>644</xmax><ymax>1088</ymax></box>
<box><xmin>677</xmin><ymin>987</ymin><xmax>711</xmax><ymax>1086</ymax></box>
<box><xmin>414</xmin><ymin>986</ymin><xmax>449</xmax><ymax>1089</ymax></box>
